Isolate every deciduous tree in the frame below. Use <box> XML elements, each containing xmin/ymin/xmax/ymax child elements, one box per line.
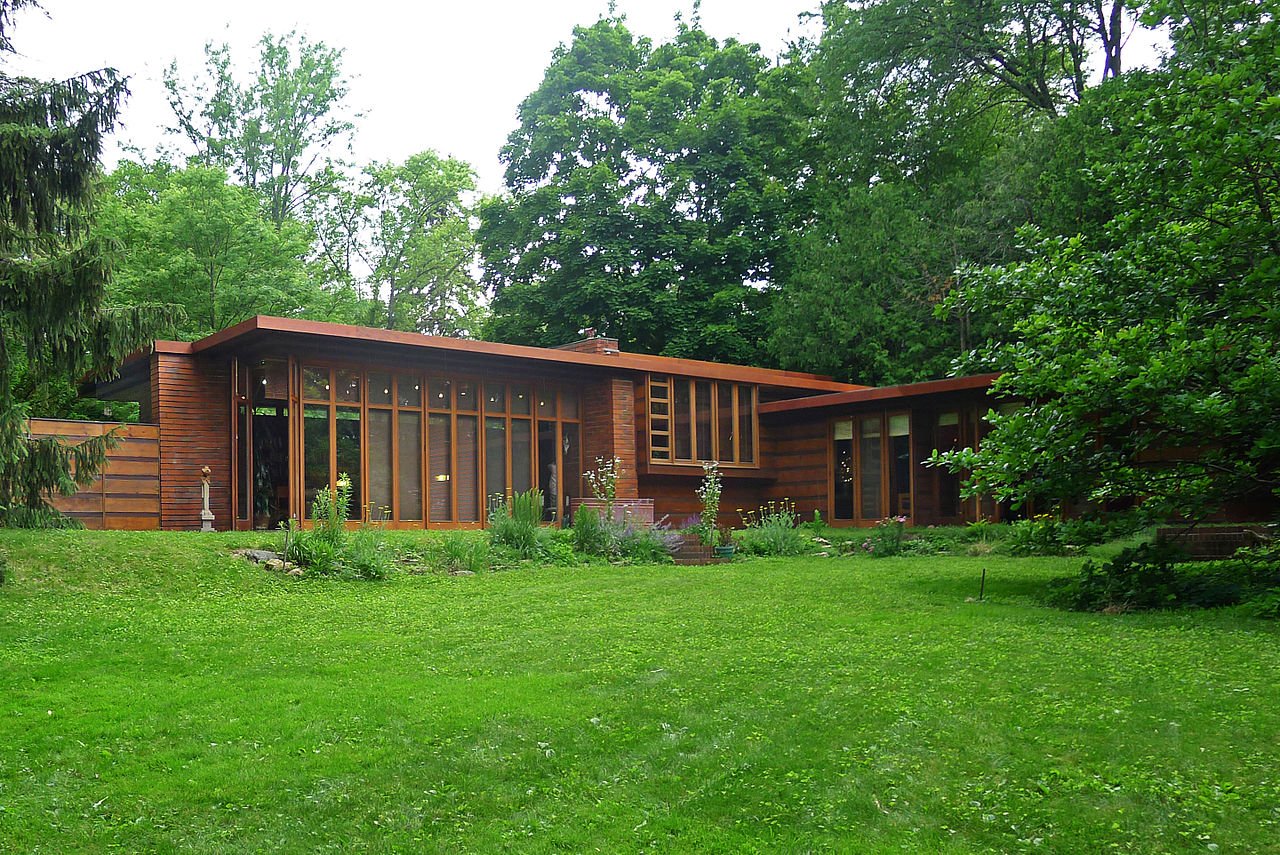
<box><xmin>164</xmin><ymin>31</ymin><xmax>355</xmax><ymax>228</ymax></box>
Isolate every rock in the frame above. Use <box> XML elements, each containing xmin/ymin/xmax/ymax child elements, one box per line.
<box><xmin>265</xmin><ymin>558</ymin><xmax>286</xmax><ymax>571</ymax></box>
<box><xmin>449</xmin><ymin>569</ymin><xmax>475</xmax><ymax>576</ymax></box>
<box><xmin>235</xmin><ymin>549</ymin><xmax>281</xmax><ymax>564</ymax></box>
<box><xmin>286</xmin><ymin>567</ymin><xmax>305</xmax><ymax>577</ymax></box>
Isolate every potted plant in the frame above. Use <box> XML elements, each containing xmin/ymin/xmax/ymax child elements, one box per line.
<box><xmin>713</xmin><ymin>527</ymin><xmax>735</xmax><ymax>559</ymax></box>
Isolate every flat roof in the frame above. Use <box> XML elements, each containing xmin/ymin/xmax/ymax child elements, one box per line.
<box><xmin>758</xmin><ymin>373</ymin><xmax>1001</xmax><ymax>415</ymax></box>
<box><xmin>144</xmin><ymin>316</ymin><xmax>867</xmax><ymax>393</ymax></box>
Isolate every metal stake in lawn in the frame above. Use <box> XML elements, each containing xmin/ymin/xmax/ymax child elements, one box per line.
<box><xmin>979</xmin><ymin>566</ymin><xmax>987</xmax><ymax>601</ymax></box>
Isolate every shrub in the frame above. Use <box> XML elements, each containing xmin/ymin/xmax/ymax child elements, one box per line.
<box><xmin>1007</xmin><ymin>514</ymin><xmax>1066</xmax><ymax>556</ymax></box>
<box><xmin>488</xmin><ymin>488</ymin><xmax>543</xmax><ymax>558</ymax></box>
<box><xmin>572</xmin><ymin>505</ymin><xmax>616</xmax><ymax>557</ymax></box>
<box><xmin>431</xmin><ymin>531</ymin><xmax>490</xmax><ymax>574</ymax></box>
<box><xmin>615</xmin><ymin>523</ymin><xmax>676</xmax><ymax>564</ymax></box>
<box><xmin>862</xmin><ymin>516</ymin><xmax>908</xmax><ymax>557</ymax></box>
<box><xmin>283</xmin><ymin>475</ymin><xmax>390</xmax><ymax>580</ymax></box>
<box><xmin>342</xmin><ymin>525</ymin><xmax>392</xmax><ymax>581</ymax></box>
<box><xmin>737</xmin><ymin>499</ymin><xmax>809</xmax><ymax>556</ymax></box>
<box><xmin>1049</xmin><ymin>540</ymin><xmax>1280</xmax><ymax>613</ymax></box>
<box><xmin>1</xmin><ymin>506</ymin><xmax>82</xmax><ymax>529</ymax></box>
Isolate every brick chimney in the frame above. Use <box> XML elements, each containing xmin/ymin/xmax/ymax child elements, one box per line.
<box><xmin>554</xmin><ymin>328</ymin><xmax>621</xmax><ymax>355</ymax></box>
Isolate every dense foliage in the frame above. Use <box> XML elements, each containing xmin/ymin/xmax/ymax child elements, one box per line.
<box><xmin>936</xmin><ymin>1</ymin><xmax>1280</xmax><ymax>517</ymax></box>
<box><xmin>479</xmin><ymin>18</ymin><xmax>808</xmax><ymax>364</ymax></box>
<box><xmin>0</xmin><ymin>1</ymin><xmax>176</xmax><ymax>521</ymax></box>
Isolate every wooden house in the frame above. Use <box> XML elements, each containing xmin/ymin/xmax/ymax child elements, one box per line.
<box><xmin>58</xmin><ymin>316</ymin><xmax>1002</xmax><ymax>531</ymax></box>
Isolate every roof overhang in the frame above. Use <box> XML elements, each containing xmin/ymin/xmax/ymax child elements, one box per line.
<box><xmin>170</xmin><ymin>316</ymin><xmax>866</xmax><ymax>394</ymax></box>
<box><xmin>758</xmin><ymin>373</ymin><xmax>1002</xmax><ymax>417</ymax></box>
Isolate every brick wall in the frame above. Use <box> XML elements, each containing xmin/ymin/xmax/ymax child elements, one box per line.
<box><xmin>581</xmin><ymin>377</ymin><xmax>639</xmax><ymax>499</ymax></box>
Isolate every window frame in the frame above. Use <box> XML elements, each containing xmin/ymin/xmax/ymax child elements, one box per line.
<box><xmin>646</xmin><ymin>375</ymin><xmax>759</xmax><ymax>468</ymax></box>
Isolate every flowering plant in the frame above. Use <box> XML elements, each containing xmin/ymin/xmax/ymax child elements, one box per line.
<box><xmin>695</xmin><ymin>461</ymin><xmax>722</xmax><ymax>546</ymax></box>
<box><xmin>584</xmin><ymin>455</ymin><xmax>622</xmax><ymax>520</ymax></box>
<box><xmin>862</xmin><ymin>515</ymin><xmax>908</xmax><ymax>557</ymax></box>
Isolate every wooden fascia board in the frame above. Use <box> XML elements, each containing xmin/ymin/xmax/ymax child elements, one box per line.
<box><xmin>758</xmin><ymin>373</ymin><xmax>1002</xmax><ymax>416</ymax></box>
<box><xmin>187</xmin><ymin>316</ymin><xmax>866</xmax><ymax>393</ymax></box>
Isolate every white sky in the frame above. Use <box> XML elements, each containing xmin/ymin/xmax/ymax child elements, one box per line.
<box><xmin>8</xmin><ymin>0</ymin><xmax>824</xmax><ymax>193</ymax></box>
<box><xmin>9</xmin><ymin>1</ymin><xmax>1167</xmax><ymax>194</ymax></box>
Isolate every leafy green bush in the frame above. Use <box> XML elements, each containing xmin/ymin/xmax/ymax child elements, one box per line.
<box><xmin>615</xmin><ymin>523</ymin><xmax>676</xmax><ymax>564</ymax></box>
<box><xmin>1</xmin><ymin>506</ymin><xmax>82</xmax><ymax>529</ymax></box>
<box><xmin>737</xmin><ymin>500</ymin><xmax>810</xmax><ymax>556</ymax></box>
<box><xmin>1241</xmin><ymin>589</ymin><xmax>1280</xmax><ymax>619</ymax></box>
<box><xmin>861</xmin><ymin>516</ymin><xmax>908</xmax><ymax>557</ymax></box>
<box><xmin>342</xmin><ymin>525</ymin><xmax>392</xmax><ymax>580</ymax></box>
<box><xmin>431</xmin><ymin>531</ymin><xmax>490</xmax><ymax>574</ymax></box>
<box><xmin>284</xmin><ymin>475</ymin><xmax>390</xmax><ymax>579</ymax></box>
<box><xmin>488</xmin><ymin>488</ymin><xmax>543</xmax><ymax>558</ymax></box>
<box><xmin>572</xmin><ymin>505</ymin><xmax>616</xmax><ymax>557</ymax></box>
<box><xmin>1049</xmin><ymin>541</ymin><xmax>1280</xmax><ymax>613</ymax></box>
<box><xmin>1007</xmin><ymin>515</ymin><xmax>1066</xmax><ymax>556</ymax></box>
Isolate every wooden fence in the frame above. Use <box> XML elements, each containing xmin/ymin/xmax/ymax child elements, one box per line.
<box><xmin>26</xmin><ymin>419</ymin><xmax>161</xmax><ymax>530</ymax></box>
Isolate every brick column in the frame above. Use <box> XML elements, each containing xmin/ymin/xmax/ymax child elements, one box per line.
<box><xmin>582</xmin><ymin>377</ymin><xmax>639</xmax><ymax>499</ymax></box>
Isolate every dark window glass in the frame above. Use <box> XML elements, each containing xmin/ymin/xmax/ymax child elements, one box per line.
<box><xmin>336</xmin><ymin>408</ymin><xmax>362</xmax><ymax>520</ymax></box>
<box><xmin>485</xmin><ymin>384</ymin><xmax>506</xmax><ymax>414</ymax></box>
<box><xmin>537</xmin><ymin>420</ymin><xmax>558</xmax><ymax>522</ymax></box>
<box><xmin>673</xmin><ymin>380</ymin><xmax>692</xmax><ymax>460</ymax></box>
<box><xmin>236</xmin><ymin>403</ymin><xmax>248</xmax><ymax>520</ymax></box>
<box><xmin>833</xmin><ymin>420</ymin><xmax>853</xmax><ymax>520</ymax></box>
<box><xmin>511</xmin><ymin>419</ymin><xmax>533</xmax><ymax>495</ymax></box>
<box><xmin>335</xmin><ymin>370</ymin><xmax>361</xmax><ymax>403</ymax></box>
<box><xmin>456</xmin><ymin>415</ymin><xmax>480</xmax><ymax>522</ymax></box>
<box><xmin>399</xmin><ymin>411</ymin><xmax>423</xmax><ymax>521</ymax></box>
<box><xmin>368</xmin><ymin>372</ymin><xmax>392</xmax><ymax>406</ymax></box>
<box><xmin>562</xmin><ymin>423</ymin><xmax>581</xmax><ymax>522</ymax></box>
<box><xmin>937</xmin><ymin>413</ymin><xmax>961</xmax><ymax>518</ymax></box>
<box><xmin>368</xmin><ymin>409</ymin><xmax>393</xmax><ymax>520</ymax></box>
<box><xmin>303</xmin><ymin>404</ymin><xmax>330</xmax><ymax>518</ymax></box>
<box><xmin>485</xmin><ymin>417</ymin><xmax>507</xmax><ymax>508</ymax></box>
<box><xmin>561</xmin><ymin>390</ymin><xmax>579</xmax><ymax>421</ymax></box>
<box><xmin>695</xmin><ymin>381</ymin><xmax>713</xmax><ymax>460</ymax></box>
<box><xmin>429</xmin><ymin>378</ymin><xmax>452</xmax><ymax>410</ymax></box>
<box><xmin>510</xmin><ymin>384</ymin><xmax>531</xmax><ymax>415</ymax></box>
<box><xmin>397</xmin><ymin>375</ymin><xmax>421</xmax><ymax>408</ymax></box>
<box><xmin>303</xmin><ymin>367</ymin><xmax>329</xmax><ymax>401</ymax></box>
<box><xmin>429</xmin><ymin>414</ymin><xmax>452</xmax><ymax>520</ymax></box>
<box><xmin>455</xmin><ymin>381</ymin><xmax>477</xmax><ymax>412</ymax></box>
<box><xmin>738</xmin><ymin>384</ymin><xmax>755</xmax><ymax>463</ymax></box>
<box><xmin>537</xmin><ymin>389</ymin><xmax>556</xmax><ymax>418</ymax></box>
<box><xmin>717</xmin><ymin>382</ymin><xmax>734</xmax><ymax>463</ymax></box>
<box><xmin>888</xmin><ymin>414</ymin><xmax>911</xmax><ymax>518</ymax></box>
<box><xmin>859</xmin><ymin>418</ymin><xmax>882</xmax><ymax>521</ymax></box>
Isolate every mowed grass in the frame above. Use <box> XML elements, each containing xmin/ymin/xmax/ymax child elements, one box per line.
<box><xmin>1</xmin><ymin>531</ymin><xmax>1277</xmax><ymax>853</ymax></box>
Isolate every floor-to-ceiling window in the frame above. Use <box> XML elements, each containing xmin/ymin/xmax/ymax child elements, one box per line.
<box><xmin>831</xmin><ymin>411</ymin><xmax>911</xmax><ymax>525</ymax></box>
<box><xmin>296</xmin><ymin>362</ymin><xmax>579</xmax><ymax>527</ymax></box>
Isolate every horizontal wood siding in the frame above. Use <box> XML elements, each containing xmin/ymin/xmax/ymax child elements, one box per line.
<box><xmin>154</xmin><ymin>353</ymin><xmax>232</xmax><ymax>530</ymax></box>
<box><xmin>638</xmin><ymin>474</ymin><xmax>771</xmax><ymax>529</ymax></box>
<box><xmin>766</xmin><ymin>419</ymin><xmax>828</xmax><ymax>521</ymax></box>
<box><xmin>26</xmin><ymin>419</ymin><xmax>160</xmax><ymax>530</ymax></box>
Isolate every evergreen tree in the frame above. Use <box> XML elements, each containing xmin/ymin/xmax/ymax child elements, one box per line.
<box><xmin>0</xmin><ymin>0</ymin><xmax>175</xmax><ymax>524</ymax></box>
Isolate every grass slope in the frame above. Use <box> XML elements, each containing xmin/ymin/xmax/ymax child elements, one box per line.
<box><xmin>1</xmin><ymin>530</ymin><xmax>1277</xmax><ymax>853</ymax></box>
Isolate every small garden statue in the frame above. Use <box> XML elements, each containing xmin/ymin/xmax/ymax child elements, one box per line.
<box><xmin>200</xmin><ymin>465</ymin><xmax>215</xmax><ymax>532</ymax></box>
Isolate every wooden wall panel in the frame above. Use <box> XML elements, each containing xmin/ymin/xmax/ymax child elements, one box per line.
<box><xmin>765</xmin><ymin>419</ymin><xmax>828</xmax><ymax>521</ymax></box>
<box><xmin>154</xmin><ymin>353</ymin><xmax>232</xmax><ymax>530</ymax></box>
<box><xmin>26</xmin><ymin>419</ymin><xmax>160</xmax><ymax>530</ymax></box>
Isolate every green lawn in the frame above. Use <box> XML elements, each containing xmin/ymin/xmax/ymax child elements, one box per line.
<box><xmin>1</xmin><ymin>531</ymin><xmax>1277</xmax><ymax>853</ymax></box>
